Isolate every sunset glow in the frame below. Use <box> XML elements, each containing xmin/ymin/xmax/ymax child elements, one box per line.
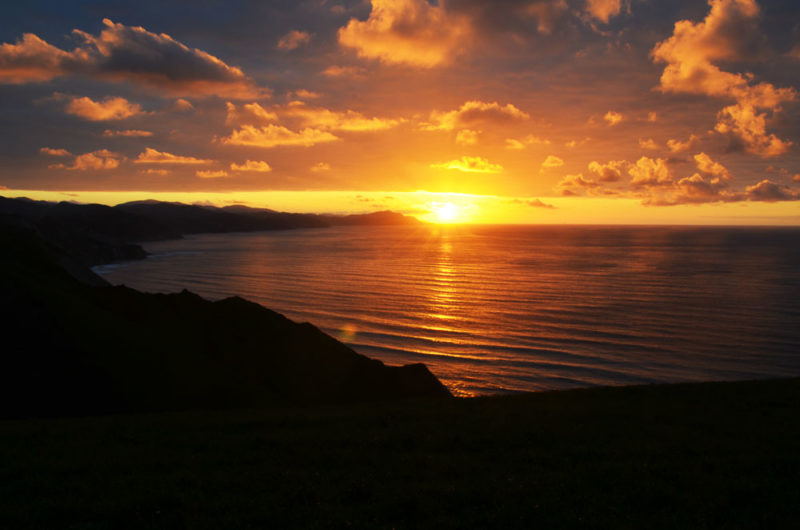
<box><xmin>431</xmin><ymin>202</ymin><xmax>459</xmax><ymax>223</ymax></box>
<box><xmin>0</xmin><ymin>1</ymin><xmax>798</xmax><ymax>224</ymax></box>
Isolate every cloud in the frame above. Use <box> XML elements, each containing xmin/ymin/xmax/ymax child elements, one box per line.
<box><xmin>638</xmin><ymin>138</ymin><xmax>658</xmax><ymax>150</ymax></box>
<box><xmin>603</xmin><ymin>110</ymin><xmax>623</xmax><ymax>126</ymax></box>
<box><xmin>430</xmin><ymin>156</ymin><xmax>503</xmax><ymax>173</ymax></box>
<box><xmin>338</xmin><ymin>0</ymin><xmax>471</xmax><ymax>67</ymax></box>
<box><xmin>588</xmin><ymin>160</ymin><xmax>626</xmax><ymax>182</ymax></box>
<box><xmin>714</xmin><ymin>103</ymin><xmax>792</xmax><ymax>156</ymax></box>
<box><xmin>39</xmin><ymin>147</ymin><xmax>71</xmax><ymax>156</ymax></box>
<box><xmin>65</xmin><ymin>96</ymin><xmax>143</xmax><ymax>121</ymax></box>
<box><xmin>221</xmin><ymin>124</ymin><xmax>339</xmax><ymax>148</ymax></box>
<box><xmin>455</xmin><ymin>129</ymin><xmax>479</xmax><ymax>145</ymax></box>
<box><xmin>744</xmin><ymin>179</ymin><xmax>800</xmax><ymax>201</ymax></box>
<box><xmin>795</xmin><ymin>174</ymin><xmax>800</xmax><ymax>183</ymax></box>
<box><xmin>557</xmin><ymin>173</ymin><xmax>599</xmax><ymax>194</ymax></box>
<box><xmin>629</xmin><ymin>157</ymin><xmax>673</xmax><ymax>186</ymax></box>
<box><xmin>49</xmin><ymin>149</ymin><xmax>123</xmax><ymax>170</ymax></box>
<box><xmin>423</xmin><ymin>100</ymin><xmax>529</xmax><ymax>131</ymax></box>
<box><xmin>585</xmin><ymin>0</ymin><xmax>623</xmax><ymax>23</ymax></box>
<box><xmin>505</xmin><ymin>134</ymin><xmax>550</xmax><ymax>149</ymax></box>
<box><xmin>0</xmin><ymin>19</ymin><xmax>264</xmax><ymax>98</ymax></box>
<box><xmin>290</xmin><ymin>89</ymin><xmax>321</xmax><ymax>99</ymax></box>
<box><xmin>277</xmin><ymin>30</ymin><xmax>312</xmax><ymax>51</ymax></box>
<box><xmin>173</xmin><ymin>98</ymin><xmax>194</xmax><ymax>112</ymax></box>
<box><xmin>283</xmin><ymin>103</ymin><xmax>401</xmax><ymax>132</ymax></box>
<box><xmin>647</xmin><ymin>112</ymin><xmax>658</xmax><ymax>122</ymax></box>
<box><xmin>196</xmin><ymin>170</ymin><xmax>230</xmax><ymax>179</ymax></box>
<box><xmin>134</xmin><ymin>147</ymin><xmax>213</xmax><ymax>164</ymax></box>
<box><xmin>525</xmin><ymin>198</ymin><xmax>556</xmax><ymax>209</ymax></box>
<box><xmin>141</xmin><ymin>168</ymin><xmax>170</xmax><ymax>176</ymax></box>
<box><xmin>311</xmin><ymin>162</ymin><xmax>331</xmax><ymax>172</ymax></box>
<box><xmin>694</xmin><ymin>152</ymin><xmax>731</xmax><ymax>181</ymax></box>
<box><xmin>103</xmin><ymin>129</ymin><xmax>153</xmax><ymax>137</ymax></box>
<box><xmin>541</xmin><ymin>155</ymin><xmax>564</xmax><ymax>168</ymax></box>
<box><xmin>666</xmin><ymin>134</ymin><xmax>699</xmax><ymax>153</ymax></box>
<box><xmin>322</xmin><ymin>65</ymin><xmax>367</xmax><ymax>78</ymax></box>
<box><xmin>651</xmin><ymin>0</ymin><xmax>795</xmax><ymax>156</ymax></box>
<box><xmin>230</xmin><ymin>160</ymin><xmax>272</xmax><ymax>172</ymax></box>
<box><xmin>225</xmin><ymin>101</ymin><xmax>279</xmax><ymax>126</ymax></box>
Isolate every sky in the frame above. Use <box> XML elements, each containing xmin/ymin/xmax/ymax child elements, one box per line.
<box><xmin>1</xmin><ymin>0</ymin><xmax>800</xmax><ymax>224</ymax></box>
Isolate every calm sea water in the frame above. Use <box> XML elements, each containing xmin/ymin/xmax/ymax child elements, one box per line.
<box><xmin>96</xmin><ymin>225</ymin><xmax>800</xmax><ymax>396</ymax></box>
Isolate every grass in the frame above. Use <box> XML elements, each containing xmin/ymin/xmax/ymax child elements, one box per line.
<box><xmin>2</xmin><ymin>377</ymin><xmax>799</xmax><ymax>529</ymax></box>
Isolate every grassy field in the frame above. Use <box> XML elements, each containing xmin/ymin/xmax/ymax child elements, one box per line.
<box><xmin>2</xmin><ymin>377</ymin><xmax>799</xmax><ymax>529</ymax></box>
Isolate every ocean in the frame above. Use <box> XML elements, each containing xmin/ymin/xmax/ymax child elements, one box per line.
<box><xmin>96</xmin><ymin>225</ymin><xmax>800</xmax><ymax>396</ymax></box>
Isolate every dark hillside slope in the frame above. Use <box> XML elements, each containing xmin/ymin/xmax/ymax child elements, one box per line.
<box><xmin>0</xmin><ymin>220</ymin><xmax>449</xmax><ymax>418</ymax></box>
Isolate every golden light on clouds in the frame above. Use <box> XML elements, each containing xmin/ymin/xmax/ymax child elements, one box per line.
<box><xmin>431</xmin><ymin>156</ymin><xmax>503</xmax><ymax>174</ymax></box>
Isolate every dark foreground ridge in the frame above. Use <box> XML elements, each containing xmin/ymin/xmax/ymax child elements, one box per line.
<box><xmin>1</xmin><ymin>378</ymin><xmax>798</xmax><ymax>528</ymax></box>
<box><xmin>0</xmin><ymin>212</ymin><xmax>449</xmax><ymax>419</ymax></box>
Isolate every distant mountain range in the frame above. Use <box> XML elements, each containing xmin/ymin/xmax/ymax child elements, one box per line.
<box><xmin>0</xmin><ymin>195</ymin><xmax>421</xmax><ymax>268</ymax></box>
<box><xmin>0</xmin><ymin>197</ymin><xmax>447</xmax><ymax>418</ymax></box>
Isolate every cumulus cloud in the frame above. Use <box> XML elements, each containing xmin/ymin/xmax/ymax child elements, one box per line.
<box><xmin>541</xmin><ymin>155</ymin><xmax>564</xmax><ymax>168</ymax></box>
<box><xmin>0</xmin><ymin>18</ymin><xmax>264</xmax><ymax>98</ymax></box>
<box><xmin>430</xmin><ymin>156</ymin><xmax>503</xmax><ymax>173</ymax></box>
<box><xmin>694</xmin><ymin>152</ymin><xmax>731</xmax><ymax>181</ymax></box>
<box><xmin>505</xmin><ymin>134</ymin><xmax>550</xmax><ymax>150</ymax></box>
<box><xmin>588</xmin><ymin>160</ymin><xmax>627</xmax><ymax>182</ymax></box>
<box><xmin>196</xmin><ymin>170</ymin><xmax>230</xmax><ymax>179</ymax></box>
<box><xmin>456</xmin><ymin>129</ymin><xmax>479</xmax><ymax>146</ymax></box>
<box><xmin>173</xmin><ymin>98</ymin><xmax>194</xmax><ymax>112</ymax></box>
<box><xmin>322</xmin><ymin>65</ymin><xmax>367</xmax><ymax>78</ymax></box>
<box><xmin>585</xmin><ymin>0</ymin><xmax>623</xmax><ymax>23</ymax></box>
<box><xmin>48</xmin><ymin>149</ymin><xmax>123</xmax><ymax>170</ymax></box>
<box><xmin>134</xmin><ymin>147</ymin><xmax>213</xmax><ymax>164</ymax></box>
<box><xmin>65</xmin><ymin>96</ymin><xmax>143</xmax><ymax>121</ymax></box>
<box><xmin>525</xmin><ymin>198</ymin><xmax>556</xmax><ymax>209</ymax></box>
<box><xmin>651</xmin><ymin>0</ymin><xmax>795</xmax><ymax>157</ymax></box>
<box><xmin>103</xmin><ymin>129</ymin><xmax>153</xmax><ymax>137</ymax></box>
<box><xmin>666</xmin><ymin>134</ymin><xmax>699</xmax><ymax>153</ymax></box>
<box><xmin>338</xmin><ymin>0</ymin><xmax>471</xmax><ymax>67</ymax></box>
<box><xmin>311</xmin><ymin>162</ymin><xmax>331</xmax><ymax>172</ymax></box>
<box><xmin>225</xmin><ymin>101</ymin><xmax>278</xmax><ymax>126</ymax></box>
<box><xmin>629</xmin><ymin>157</ymin><xmax>674</xmax><ymax>186</ymax></box>
<box><xmin>221</xmin><ymin>124</ymin><xmax>339</xmax><ymax>148</ymax></box>
<box><xmin>290</xmin><ymin>89</ymin><xmax>321</xmax><ymax>99</ymax></box>
<box><xmin>277</xmin><ymin>30</ymin><xmax>312</xmax><ymax>51</ymax></box>
<box><xmin>603</xmin><ymin>110</ymin><xmax>623</xmax><ymax>126</ymax></box>
<box><xmin>284</xmin><ymin>103</ymin><xmax>401</xmax><ymax>132</ymax></box>
<box><xmin>638</xmin><ymin>138</ymin><xmax>658</xmax><ymax>150</ymax></box>
<box><xmin>423</xmin><ymin>100</ymin><xmax>529</xmax><ymax>131</ymax></box>
<box><xmin>230</xmin><ymin>160</ymin><xmax>272</xmax><ymax>172</ymax></box>
<box><xmin>744</xmin><ymin>180</ymin><xmax>800</xmax><ymax>201</ymax></box>
<box><xmin>557</xmin><ymin>173</ymin><xmax>599</xmax><ymax>194</ymax></box>
<box><xmin>40</xmin><ymin>147</ymin><xmax>71</xmax><ymax>156</ymax></box>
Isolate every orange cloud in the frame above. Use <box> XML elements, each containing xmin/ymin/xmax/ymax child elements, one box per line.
<box><xmin>505</xmin><ymin>134</ymin><xmax>550</xmax><ymax>150</ymax></box>
<box><xmin>225</xmin><ymin>102</ymin><xmax>278</xmax><ymax>126</ymax></box>
<box><xmin>291</xmin><ymin>89</ymin><xmax>320</xmax><ymax>99</ymax></box>
<box><xmin>230</xmin><ymin>160</ymin><xmax>272</xmax><ymax>172</ymax></box>
<box><xmin>48</xmin><ymin>149</ymin><xmax>123</xmax><ymax>170</ymax></box>
<box><xmin>338</xmin><ymin>0</ymin><xmax>471</xmax><ymax>67</ymax></box>
<box><xmin>39</xmin><ymin>147</ymin><xmax>71</xmax><ymax>156</ymax></box>
<box><xmin>745</xmin><ymin>180</ymin><xmax>800</xmax><ymax>201</ymax></box>
<box><xmin>221</xmin><ymin>124</ymin><xmax>339</xmax><ymax>148</ymax></box>
<box><xmin>277</xmin><ymin>30</ymin><xmax>312</xmax><ymax>50</ymax></box>
<box><xmin>311</xmin><ymin>162</ymin><xmax>331</xmax><ymax>172</ymax></box>
<box><xmin>430</xmin><ymin>156</ymin><xmax>503</xmax><ymax>173</ymax></box>
<box><xmin>103</xmin><ymin>129</ymin><xmax>153</xmax><ymax>137</ymax></box>
<box><xmin>196</xmin><ymin>170</ymin><xmax>230</xmax><ymax>179</ymax></box>
<box><xmin>651</xmin><ymin>0</ymin><xmax>795</xmax><ymax>156</ymax></box>
<box><xmin>65</xmin><ymin>96</ymin><xmax>143</xmax><ymax>121</ymax></box>
<box><xmin>694</xmin><ymin>152</ymin><xmax>731</xmax><ymax>181</ymax></box>
<box><xmin>284</xmin><ymin>103</ymin><xmax>401</xmax><ymax>132</ymax></box>
<box><xmin>585</xmin><ymin>0</ymin><xmax>622</xmax><ymax>23</ymax></box>
<box><xmin>588</xmin><ymin>160</ymin><xmax>627</xmax><ymax>182</ymax></box>
<box><xmin>322</xmin><ymin>65</ymin><xmax>366</xmax><ymax>78</ymax></box>
<box><xmin>629</xmin><ymin>157</ymin><xmax>673</xmax><ymax>186</ymax></box>
<box><xmin>603</xmin><ymin>110</ymin><xmax>623</xmax><ymax>126</ymax></box>
<box><xmin>423</xmin><ymin>100</ymin><xmax>529</xmax><ymax>131</ymax></box>
<box><xmin>541</xmin><ymin>155</ymin><xmax>564</xmax><ymax>169</ymax></box>
<box><xmin>0</xmin><ymin>19</ymin><xmax>264</xmax><ymax>98</ymax></box>
<box><xmin>666</xmin><ymin>134</ymin><xmax>699</xmax><ymax>153</ymax></box>
<box><xmin>456</xmin><ymin>129</ymin><xmax>479</xmax><ymax>146</ymax></box>
<box><xmin>638</xmin><ymin>138</ymin><xmax>658</xmax><ymax>149</ymax></box>
<box><xmin>134</xmin><ymin>147</ymin><xmax>213</xmax><ymax>165</ymax></box>
<box><xmin>173</xmin><ymin>98</ymin><xmax>194</xmax><ymax>112</ymax></box>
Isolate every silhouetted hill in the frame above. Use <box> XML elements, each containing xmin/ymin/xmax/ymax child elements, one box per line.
<box><xmin>0</xmin><ymin>219</ymin><xmax>450</xmax><ymax>418</ymax></box>
<box><xmin>0</xmin><ymin>196</ymin><xmax>422</xmax><ymax>268</ymax></box>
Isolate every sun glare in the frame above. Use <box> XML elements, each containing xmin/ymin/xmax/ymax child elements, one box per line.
<box><xmin>433</xmin><ymin>202</ymin><xmax>459</xmax><ymax>223</ymax></box>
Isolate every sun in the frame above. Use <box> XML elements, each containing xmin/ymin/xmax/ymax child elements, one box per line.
<box><xmin>432</xmin><ymin>201</ymin><xmax>459</xmax><ymax>223</ymax></box>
